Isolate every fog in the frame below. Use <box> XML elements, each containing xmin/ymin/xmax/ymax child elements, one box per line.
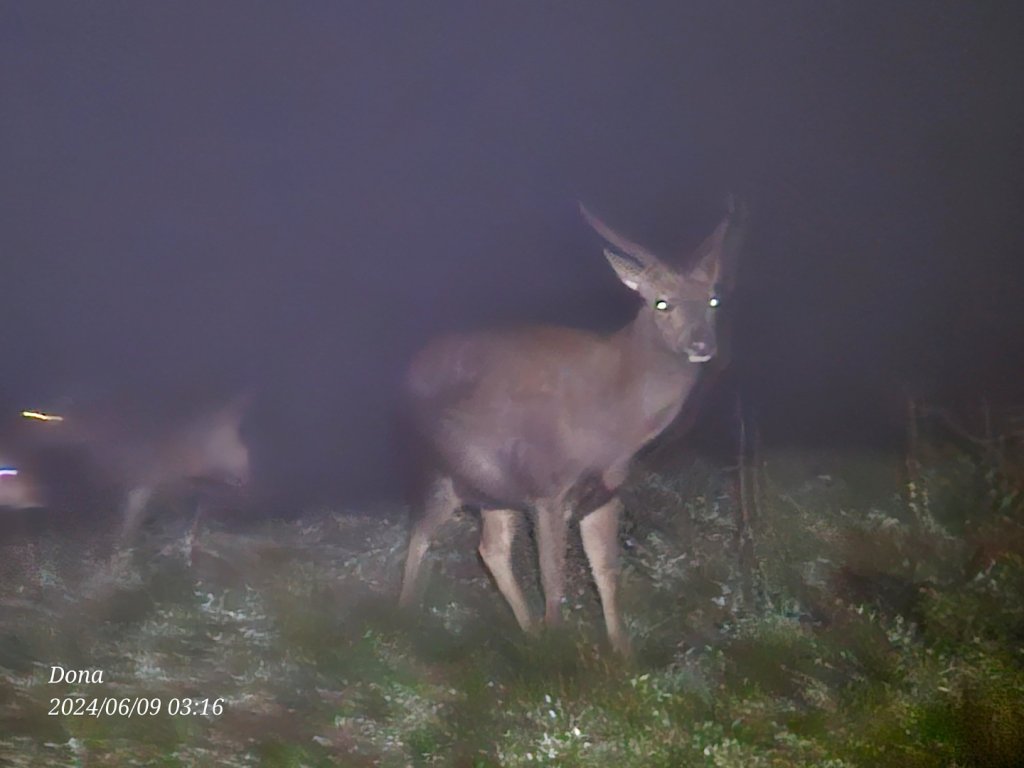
<box><xmin>3</xmin><ymin>2</ymin><xmax>1022</xmax><ymax>507</ymax></box>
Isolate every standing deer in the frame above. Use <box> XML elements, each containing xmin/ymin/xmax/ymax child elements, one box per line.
<box><xmin>398</xmin><ymin>200</ymin><xmax>744</xmax><ymax>654</ymax></box>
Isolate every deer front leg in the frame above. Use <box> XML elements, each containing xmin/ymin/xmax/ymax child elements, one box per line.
<box><xmin>479</xmin><ymin>508</ymin><xmax>535</xmax><ymax>632</ymax></box>
<box><xmin>534</xmin><ymin>502</ymin><xmax>569</xmax><ymax>627</ymax></box>
<box><xmin>581</xmin><ymin>496</ymin><xmax>631</xmax><ymax>656</ymax></box>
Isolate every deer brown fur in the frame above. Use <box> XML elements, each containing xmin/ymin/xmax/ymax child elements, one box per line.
<box><xmin>398</xmin><ymin>200</ymin><xmax>744</xmax><ymax>654</ymax></box>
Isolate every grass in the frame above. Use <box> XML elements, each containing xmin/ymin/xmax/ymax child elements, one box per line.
<box><xmin>1</xmin><ymin>436</ymin><xmax>1023</xmax><ymax>766</ymax></box>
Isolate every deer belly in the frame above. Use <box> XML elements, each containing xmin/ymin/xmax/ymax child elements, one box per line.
<box><xmin>440</xmin><ymin>429</ymin><xmax>589</xmax><ymax>507</ymax></box>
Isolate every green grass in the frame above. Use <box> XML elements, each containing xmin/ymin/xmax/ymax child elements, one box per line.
<box><xmin>1</xmin><ymin>441</ymin><xmax>1023</xmax><ymax>766</ymax></box>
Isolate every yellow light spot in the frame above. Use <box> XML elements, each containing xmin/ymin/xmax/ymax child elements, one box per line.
<box><xmin>21</xmin><ymin>410</ymin><xmax>64</xmax><ymax>422</ymax></box>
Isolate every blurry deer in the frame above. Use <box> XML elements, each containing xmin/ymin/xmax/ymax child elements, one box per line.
<box><xmin>399</xmin><ymin>200</ymin><xmax>745</xmax><ymax>654</ymax></box>
<box><xmin>17</xmin><ymin>393</ymin><xmax>252</xmax><ymax>545</ymax></box>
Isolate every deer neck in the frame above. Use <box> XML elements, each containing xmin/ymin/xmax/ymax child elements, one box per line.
<box><xmin>611</xmin><ymin>309</ymin><xmax>702</xmax><ymax>444</ymax></box>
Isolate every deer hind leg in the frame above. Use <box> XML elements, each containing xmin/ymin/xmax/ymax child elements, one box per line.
<box><xmin>580</xmin><ymin>496</ymin><xmax>631</xmax><ymax>656</ymax></box>
<box><xmin>534</xmin><ymin>501</ymin><xmax>570</xmax><ymax>627</ymax></box>
<box><xmin>399</xmin><ymin>475</ymin><xmax>460</xmax><ymax>608</ymax></box>
<box><xmin>479</xmin><ymin>508</ymin><xmax>535</xmax><ymax>633</ymax></box>
<box><xmin>118</xmin><ymin>485</ymin><xmax>154</xmax><ymax>546</ymax></box>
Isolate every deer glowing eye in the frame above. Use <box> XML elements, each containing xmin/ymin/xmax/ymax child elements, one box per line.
<box><xmin>708</xmin><ymin>296</ymin><xmax>721</xmax><ymax>308</ymax></box>
<box><xmin>653</xmin><ymin>299</ymin><xmax>670</xmax><ymax>311</ymax></box>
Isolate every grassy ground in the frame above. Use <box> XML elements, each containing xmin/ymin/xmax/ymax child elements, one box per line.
<box><xmin>1</xmin><ymin>439</ymin><xmax>1023</xmax><ymax>767</ymax></box>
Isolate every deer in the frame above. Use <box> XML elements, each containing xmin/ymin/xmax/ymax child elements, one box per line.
<box><xmin>397</xmin><ymin>199</ymin><xmax>745</xmax><ymax>655</ymax></box>
<box><xmin>15</xmin><ymin>393</ymin><xmax>253</xmax><ymax>546</ymax></box>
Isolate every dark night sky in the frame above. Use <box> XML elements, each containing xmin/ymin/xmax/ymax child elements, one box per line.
<box><xmin>2</xmin><ymin>2</ymin><xmax>1023</xmax><ymax>505</ymax></box>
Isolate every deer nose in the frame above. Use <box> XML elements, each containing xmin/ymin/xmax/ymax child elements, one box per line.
<box><xmin>686</xmin><ymin>336</ymin><xmax>715</xmax><ymax>362</ymax></box>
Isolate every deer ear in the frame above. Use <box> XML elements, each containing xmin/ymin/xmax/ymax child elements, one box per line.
<box><xmin>688</xmin><ymin>196</ymin><xmax>748</xmax><ymax>289</ymax></box>
<box><xmin>717</xmin><ymin>196</ymin><xmax>748</xmax><ymax>293</ymax></box>
<box><xmin>580</xmin><ymin>203</ymin><xmax>662</xmax><ymax>269</ymax></box>
<box><xmin>687</xmin><ymin>218</ymin><xmax>728</xmax><ymax>284</ymax></box>
<box><xmin>604</xmin><ymin>249</ymin><xmax>646</xmax><ymax>292</ymax></box>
